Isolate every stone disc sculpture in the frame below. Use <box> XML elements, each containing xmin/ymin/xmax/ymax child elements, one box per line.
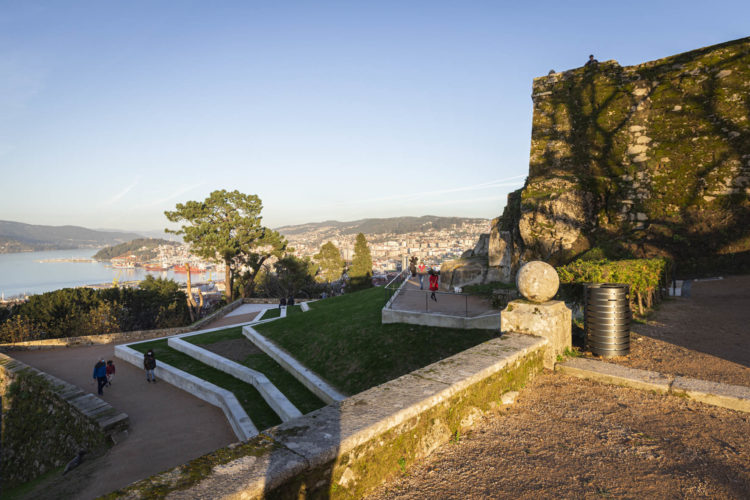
<box><xmin>516</xmin><ymin>261</ymin><xmax>559</xmax><ymax>303</ymax></box>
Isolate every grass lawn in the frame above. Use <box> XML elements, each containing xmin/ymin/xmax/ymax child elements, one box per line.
<box><xmin>262</xmin><ymin>308</ymin><xmax>281</xmax><ymax>319</ymax></box>
<box><xmin>185</xmin><ymin>328</ymin><xmax>326</xmax><ymax>414</ymax></box>
<box><xmin>255</xmin><ymin>286</ymin><xmax>497</xmax><ymax>396</ymax></box>
<box><xmin>130</xmin><ymin>339</ymin><xmax>281</xmax><ymax>430</ymax></box>
<box><xmin>285</xmin><ymin>305</ymin><xmax>303</xmax><ymax>315</ymax></box>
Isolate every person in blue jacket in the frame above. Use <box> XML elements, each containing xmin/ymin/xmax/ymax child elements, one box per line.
<box><xmin>92</xmin><ymin>358</ymin><xmax>107</xmax><ymax>396</ymax></box>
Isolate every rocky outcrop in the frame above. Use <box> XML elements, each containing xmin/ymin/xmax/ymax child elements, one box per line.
<box><xmin>441</xmin><ymin>217</ymin><xmax>516</xmax><ymax>289</ymax></box>
<box><xmin>449</xmin><ymin>36</ymin><xmax>750</xmax><ymax>283</ymax></box>
<box><xmin>519</xmin><ymin>36</ymin><xmax>750</xmax><ymax>273</ymax></box>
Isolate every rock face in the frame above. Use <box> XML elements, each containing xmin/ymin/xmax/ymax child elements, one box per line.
<box><xmin>516</xmin><ymin>261</ymin><xmax>560</xmax><ymax>303</ymax></box>
<box><xmin>441</xmin><ymin>217</ymin><xmax>516</xmax><ymax>290</ymax></box>
<box><xmin>447</xmin><ymin>36</ymin><xmax>750</xmax><ymax>286</ymax></box>
<box><xmin>517</xmin><ymin>36</ymin><xmax>750</xmax><ymax>272</ymax></box>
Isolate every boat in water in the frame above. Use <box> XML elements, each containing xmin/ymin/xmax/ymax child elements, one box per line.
<box><xmin>173</xmin><ymin>264</ymin><xmax>205</xmax><ymax>273</ymax></box>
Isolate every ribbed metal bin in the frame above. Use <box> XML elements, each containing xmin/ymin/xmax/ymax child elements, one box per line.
<box><xmin>585</xmin><ymin>283</ymin><xmax>631</xmax><ymax>357</ymax></box>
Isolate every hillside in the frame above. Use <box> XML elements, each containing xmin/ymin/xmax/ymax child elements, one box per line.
<box><xmin>0</xmin><ymin>220</ymin><xmax>142</xmax><ymax>254</ymax></box>
<box><xmin>92</xmin><ymin>238</ymin><xmax>178</xmax><ymax>261</ymax></box>
<box><xmin>276</xmin><ymin>216</ymin><xmax>489</xmax><ymax>237</ymax></box>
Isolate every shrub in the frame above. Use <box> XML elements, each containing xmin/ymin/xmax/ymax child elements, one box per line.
<box><xmin>557</xmin><ymin>258</ymin><xmax>672</xmax><ymax>315</ymax></box>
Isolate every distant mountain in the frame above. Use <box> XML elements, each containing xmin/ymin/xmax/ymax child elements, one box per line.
<box><xmin>276</xmin><ymin>216</ymin><xmax>489</xmax><ymax>237</ymax></box>
<box><xmin>0</xmin><ymin>220</ymin><xmax>142</xmax><ymax>254</ymax></box>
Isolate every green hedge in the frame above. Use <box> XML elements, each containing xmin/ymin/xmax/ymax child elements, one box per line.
<box><xmin>556</xmin><ymin>258</ymin><xmax>672</xmax><ymax>315</ymax></box>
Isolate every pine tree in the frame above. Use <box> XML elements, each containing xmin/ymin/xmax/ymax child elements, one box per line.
<box><xmin>349</xmin><ymin>233</ymin><xmax>373</xmax><ymax>290</ymax></box>
<box><xmin>314</xmin><ymin>241</ymin><xmax>344</xmax><ymax>283</ymax></box>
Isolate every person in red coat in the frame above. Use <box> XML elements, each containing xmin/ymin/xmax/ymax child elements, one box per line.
<box><xmin>106</xmin><ymin>360</ymin><xmax>116</xmax><ymax>387</ymax></box>
<box><xmin>428</xmin><ymin>269</ymin><xmax>439</xmax><ymax>302</ymax></box>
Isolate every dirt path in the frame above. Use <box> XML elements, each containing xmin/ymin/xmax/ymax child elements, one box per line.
<box><xmin>11</xmin><ymin>343</ymin><xmax>236</xmax><ymax>499</ymax></box>
<box><xmin>367</xmin><ymin>373</ymin><xmax>750</xmax><ymax>499</ymax></box>
<box><xmin>602</xmin><ymin>274</ymin><xmax>750</xmax><ymax>387</ymax></box>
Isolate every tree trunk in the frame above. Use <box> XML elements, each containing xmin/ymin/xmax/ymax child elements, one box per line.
<box><xmin>637</xmin><ymin>292</ymin><xmax>644</xmax><ymax>316</ymax></box>
<box><xmin>186</xmin><ymin>264</ymin><xmax>197</xmax><ymax>322</ymax></box>
<box><xmin>225</xmin><ymin>260</ymin><xmax>232</xmax><ymax>302</ymax></box>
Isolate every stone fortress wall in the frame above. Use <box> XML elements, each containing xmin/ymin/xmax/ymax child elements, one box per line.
<box><xmin>443</xmin><ymin>36</ymin><xmax>750</xmax><ymax>289</ymax></box>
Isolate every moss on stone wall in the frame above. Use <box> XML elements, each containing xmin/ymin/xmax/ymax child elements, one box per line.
<box><xmin>104</xmin><ymin>345</ymin><xmax>545</xmax><ymax>500</ymax></box>
<box><xmin>0</xmin><ymin>364</ymin><xmax>107</xmax><ymax>488</ymax></box>
<box><xmin>265</xmin><ymin>348</ymin><xmax>543</xmax><ymax>500</ymax></box>
<box><xmin>521</xmin><ymin>36</ymin><xmax>750</xmax><ymax>276</ymax></box>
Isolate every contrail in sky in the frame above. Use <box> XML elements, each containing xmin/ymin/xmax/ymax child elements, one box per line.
<box><xmin>144</xmin><ymin>183</ymin><xmax>204</xmax><ymax>208</ymax></box>
<box><xmin>104</xmin><ymin>176</ymin><xmax>141</xmax><ymax>206</ymax></box>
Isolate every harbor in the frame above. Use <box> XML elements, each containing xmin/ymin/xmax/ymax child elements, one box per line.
<box><xmin>0</xmin><ymin>248</ymin><xmax>225</xmax><ymax>301</ymax></box>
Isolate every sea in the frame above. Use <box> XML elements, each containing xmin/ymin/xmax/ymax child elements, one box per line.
<box><xmin>0</xmin><ymin>248</ymin><xmax>217</xmax><ymax>299</ymax></box>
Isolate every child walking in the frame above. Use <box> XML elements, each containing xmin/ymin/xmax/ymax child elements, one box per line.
<box><xmin>106</xmin><ymin>359</ymin><xmax>116</xmax><ymax>386</ymax></box>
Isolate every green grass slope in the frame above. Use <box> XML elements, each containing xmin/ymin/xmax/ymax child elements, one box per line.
<box><xmin>255</xmin><ymin>287</ymin><xmax>497</xmax><ymax>396</ymax></box>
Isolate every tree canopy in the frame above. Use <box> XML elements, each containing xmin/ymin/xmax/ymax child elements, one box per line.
<box><xmin>349</xmin><ymin>233</ymin><xmax>373</xmax><ymax>290</ymax></box>
<box><xmin>314</xmin><ymin>241</ymin><xmax>344</xmax><ymax>283</ymax></box>
<box><xmin>165</xmin><ymin>189</ymin><xmax>285</xmax><ymax>301</ymax></box>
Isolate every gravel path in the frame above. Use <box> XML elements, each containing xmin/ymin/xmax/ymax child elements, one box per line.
<box><xmin>367</xmin><ymin>373</ymin><xmax>750</xmax><ymax>499</ymax></box>
<box><xmin>605</xmin><ymin>274</ymin><xmax>750</xmax><ymax>387</ymax></box>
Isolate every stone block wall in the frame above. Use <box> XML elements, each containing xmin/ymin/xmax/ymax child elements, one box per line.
<box><xmin>0</xmin><ymin>353</ymin><xmax>128</xmax><ymax>487</ymax></box>
<box><xmin>516</xmin><ymin>36</ymin><xmax>750</xmax><ymax>272</ymax></box>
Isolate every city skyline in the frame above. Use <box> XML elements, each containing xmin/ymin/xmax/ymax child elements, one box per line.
<box><xmin>1</xmin><ymin>1</ymin><xmax>748</xmax><ymax>231</ymax></box>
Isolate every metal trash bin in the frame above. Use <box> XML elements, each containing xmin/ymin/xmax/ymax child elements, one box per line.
<box><xmin>585</xmin><ymin>283</ymin><xmax>631</xmax><ymax>357</ymax></box>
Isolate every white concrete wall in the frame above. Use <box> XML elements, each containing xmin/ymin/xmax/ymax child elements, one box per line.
<box><xmin>114</xmin><ymin>344</ymin><xmax>258</xmax><ymax>441</ymax></box>
<box><xmin>168</xmin><ymin>337</ymin><xmax>302</xmax><ymax>422</ymax></box>
<box><xmin>381</xmin><ymin>308</ymin><xmax>501</xmax><ymax>330</ymax></box>
<box><xmin>243</xmin><ymin>326</ymin><xmax>346</xmax><ymax>405</ymax></box>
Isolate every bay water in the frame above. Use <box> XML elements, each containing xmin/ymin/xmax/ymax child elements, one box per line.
<box><xmin>0</xmin><ymin>248</ymin><xmax>216</xmax><ymax>299</ymax></box>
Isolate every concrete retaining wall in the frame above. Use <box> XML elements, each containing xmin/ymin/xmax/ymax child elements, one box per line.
<box><xmin>382</xmin><ymin>308</ymin><xmax>501</xmax><ymax>330</ymax></box>
<box><xmin>168</xmin><ymin>337</ymin><xmax>302</xmax><ymax>422</ymax></box>
<box><xmin>114</xmin><ymin>344</ymin><xmax>257</xmax><ymax>441</ymax></box>
<box><xmin>243</xmin><ymin>326</ymin><xmax>347</xmax><ymax>405</ymax></box>
<box><xmin>110</xmin><ymin>332</ymin><xmax>547</xmax><ymax>499</ymax></box>
<box><xmin>0</xmin><ymin>353</ymin><xmax>129</xmax><ymax>487</ymax></box>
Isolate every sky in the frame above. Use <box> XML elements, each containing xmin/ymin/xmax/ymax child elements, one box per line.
<box><xmin>1</xmin><ymin>1</ymin><xmax>748</xmax><ymax>232</ymax></box>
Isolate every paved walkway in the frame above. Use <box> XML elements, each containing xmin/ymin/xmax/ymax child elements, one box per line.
<box><xmin>12</xmin><ymin>343</ymin><xmax>236</xmax><ymax>499</ymax></box>
<box><xmin>390</xmin><ymin>277</ymin><xmax>495</xmax><ymax>317</ymax></box>
<box><xmin>201</xmin><ymin>303</ymin><xmax>269</xmax><ymax>329</ymax></box>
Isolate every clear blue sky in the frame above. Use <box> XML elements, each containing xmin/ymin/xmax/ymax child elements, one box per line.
<box><xmin>1</xmin><ymin>1</ymin><xmax>747</xmax><ymax>232</ymax></box>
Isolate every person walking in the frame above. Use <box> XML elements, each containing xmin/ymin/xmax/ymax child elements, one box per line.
<box><xmin>144</xmin><ymin>349</ymin><xmax>157</xmax><ymax>383</ymax></box>
<box><xmin>279</xmin><ymin>296</ymin><xmax>287</xmax><ymax>309</ymax></box>
<box><xmin>92</xmin><ymin>358</ymin><xmax>107</xmax><ymax>395</ymax></box>
<box><xmin>409</xmin><ymin>256</ymin><xmax>418</xmax><ymax>279</ymax></box>
<box><xmin>106</xmin><ymin>359</ymin><xmax>116</xmax><ymax>387</ymax></box>
<box><xmin>417</xmin><ymin>261</ymin><xmax>427</xmax><ymax>290</ymax></box>
<box><xmin>429</xmin><ymin>269</ymin><xmax>440</xmax><ymax>302</ymax></box>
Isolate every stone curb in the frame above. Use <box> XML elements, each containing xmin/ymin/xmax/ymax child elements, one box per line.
<box><xmin>120</xmin><ymin>332</ymin><xmax>547</xmax><ymax>499</ymax></box>
<box><xmin>243</xmin><ymin>326</ymin><xmax>347</xmax><ymax>405</ymax></box>
<box><xmin>671</xmin><ymin>376</ymin><xmax>750</xmax><ymax>413</ymax></box>
<box><xmin>556</xmin><ymin>357</ymin><xmax>750</xmax><ymax>413</ymax></box>
<box><xmin>168</xmin><ymin>337</ymin><xmax>303</xmax><ymax>422</ymax></box>
<box><xmin>114</xmin><ymin>344</ymin><xmax>258</xmax><ymax>441</ymax></box>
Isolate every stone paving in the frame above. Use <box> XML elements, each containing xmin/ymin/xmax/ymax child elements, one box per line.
<box><xmin>390</xmin><ymin>276</ymin><xmax>495</xmax><ymax>317</ymax></box>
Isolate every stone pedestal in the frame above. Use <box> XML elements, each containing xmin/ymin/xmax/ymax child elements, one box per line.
<box><xmin>501</xmin><ymin>300</ymin><xmax>571</xmax><ymax>369</ymax></box>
